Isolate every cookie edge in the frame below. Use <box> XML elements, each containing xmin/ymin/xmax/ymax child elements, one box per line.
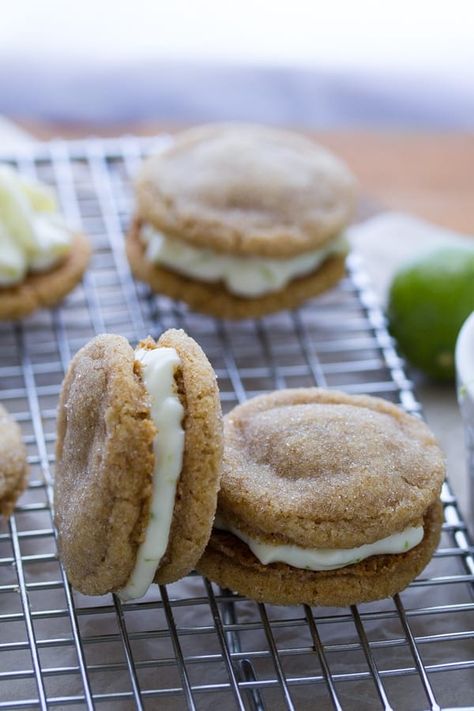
<box><xmin>153</xmin><ymin>328</ymin><xmax>223</xmax><ymax>584</ymax></box>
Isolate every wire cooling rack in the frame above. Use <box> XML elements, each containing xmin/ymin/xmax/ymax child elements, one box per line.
<box><xmin>0</xmin><ymin>137</ymin><xmax>473</xmax><ymax>711</ymax></box>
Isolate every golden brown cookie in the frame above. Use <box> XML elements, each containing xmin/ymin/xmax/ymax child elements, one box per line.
<box><xmin>0</xmin><ymin>404</ymin><xmax>28</xmax><ymax>517</ymax></box>
<box><xmin>0</xmin><ymin>232</ymin><xmax>91</xmax><ymax>320</ymax></box>
<box><xmin>135</xmin><ymin>123</ymin><xmax>356</xmax><ymax>257</ymax></box>
<box><xmin>197</xmin><ymin>388</ymin><xmax>445</xmax><ymax>606</ymax></box>
<box><xmin>55</xmin><ymin>329</ymin><xmax>223</xmax><ymax>597</ymax></box>
<box><xmin>127</xmin><ymin>123</ymin><xmax>356</xmax><ymax>318</ymax></box>
<box><xmin>126</xmin><ymin>220</ymin><xmax>346</xmax><ymax>319</ymax></box>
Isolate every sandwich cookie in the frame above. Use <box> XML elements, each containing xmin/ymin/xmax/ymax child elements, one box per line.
<box><xmin>126</xmin><ymin>123</ymin><xmax>356</xmax><ymax>319</ymax></box>
<box><xmin>0</xmin><ymin>404</ymin><xmax>28</xmax><ymax>517</ymax></box>
<box><xmin>0</xmin><ymin>165</ymin><xmax>91</xmax><ymax>320</ymax></box>
<box><xmin>54</xmin><ymin>329</ymin><xmax>223</xmax><ymax>598</ymax></box>
<box><xmin>197</xmin><ymin>389</ymin><xmax>445</xmax><ymax>606</ymax></box>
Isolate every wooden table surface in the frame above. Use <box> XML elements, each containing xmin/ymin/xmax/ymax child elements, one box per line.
<box><xmin>18</xmin><ymin>121</ymin><xmax>474</xmax><ymax>236</ymax></box>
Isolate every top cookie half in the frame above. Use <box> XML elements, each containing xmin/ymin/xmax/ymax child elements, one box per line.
<box><xmin>220</xmin><ymin>389</ymin><xmax>445</xmax><ymax>549</ymax></box>
<box><xmin>135</xmin><ymin>123</ymin><xmax>356</xmax><ymax>258</ymax></box>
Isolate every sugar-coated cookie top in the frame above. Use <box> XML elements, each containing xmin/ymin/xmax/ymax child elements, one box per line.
<box><xmin>135</xmin><ymin>124</ymin><xmax>356</xmax><ymax>258</ymax></box>
<box><xmin>220</xmin><ymin>389</ymin><xmax>445</xmax><ymax>549</ymax></box>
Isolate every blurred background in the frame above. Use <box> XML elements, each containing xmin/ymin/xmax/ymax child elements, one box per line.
<box><xmin>1</xmin><ymin>0</ymin><xmax>474</xmax><ymax>132</ymax></box>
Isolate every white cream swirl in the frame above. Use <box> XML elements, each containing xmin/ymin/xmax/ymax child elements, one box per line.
<box><xmin>141</xmin><ymin>224</ymin><xmax>348</xmax><ymax>298</ymax></box>
<box><xmin>0</xmin><ymin>165</ymin><xmax>72</xmax><ymax>286</ymax></box>
<box><xmin>214</xmin><ymin>516</ymin><xmax>424</xmax><ymax>571</ymax></box>
<box><xmin>118</xmin><ymin>346</ymin><xmax>185</xmax><ymax>602</ymax></box>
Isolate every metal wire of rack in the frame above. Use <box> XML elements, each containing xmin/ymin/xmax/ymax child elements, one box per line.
<box><xmin>0</xmin><ymin>136</ymin><xmax>473</xmax><ymax>711</ymax></box>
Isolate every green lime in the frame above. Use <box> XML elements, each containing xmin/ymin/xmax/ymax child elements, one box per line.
<box><xmin>387</xmin><ymin>246</ymin><xmax>474</xmax><ymax>381</ymax></box>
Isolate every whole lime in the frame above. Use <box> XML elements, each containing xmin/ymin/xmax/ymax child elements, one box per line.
<box><xmin>387</xmin><ymin>246</ymin><xmax>474</xmax><ymax>381</ymax></box>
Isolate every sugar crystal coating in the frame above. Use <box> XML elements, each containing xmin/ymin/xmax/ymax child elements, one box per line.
<box><xmin>219</xmin><ymin>389</ymin><xmax>445</xmax><ymax>549</ymax></box>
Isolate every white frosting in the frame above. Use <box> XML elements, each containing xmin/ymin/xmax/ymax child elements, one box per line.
<box><xmin>141</xmin><ymin>224</ymin><xmax>348</xmax><ymax>298</ymax></box>
<box><xmin>214</xmin><ymin>516</ymin><xmax>424</xmax><ymax>571</ymax></box>
<box><xmin>0</xmin><ymin>165</ymin><xmax>72</xmax><ymax>286</ymax></box>
<box><xmin>118</xmin><ymin>346</ymin><xmax>185</xmax><ymax>602</ymax></box>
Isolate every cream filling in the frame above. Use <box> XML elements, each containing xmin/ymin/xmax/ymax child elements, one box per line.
<box><xmin>141</xmin><ymin>224</ymin><xmax>348</xmax><ymax>298</ymax></box>
<box><xmin>0</xmin><ymin>165</ymin><xmax>72</xmax><ymax>286</ymax></box>
<box><xmin>214</xmin><ymin>515</ymin><xmax>424</xmax><ymax>571</ymax></box>
<box><xmin>118</xmin><ymin>346</ymin><xmax>185</xmax><ymax>602</ymax></box>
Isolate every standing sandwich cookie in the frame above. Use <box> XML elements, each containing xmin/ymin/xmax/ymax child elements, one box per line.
<box><xmin>126</xmin><ymin>123</ymin><xmax>356</xmax><ymax>319</ymax></box>
<box><xmin>54</xmin><ymin>329</ymin><xmax>223</xmax><ymax>599</ymax></box>
<box><xmin>0</xmin><ymin>404</ymin><xmax>28</xmax><ymax>517</ymax></box>
<box><xmin>197</xmin><ymin>389</ymin><xmax>445</xmax><ymax>606</ymax></box>
<box><xmin>0</xmin><ymin>165</ymin><xmax>91</xmax><ymax>320</ymax></box>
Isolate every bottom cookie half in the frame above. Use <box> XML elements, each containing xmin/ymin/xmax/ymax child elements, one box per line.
<box><xmin>196</xmin><ymin>501</ymin><xmax>443</xmax><ymax>607</ymax></box>
<box><xmin>0</xmin><ymin>232</ymin><xmax>91</xmax><ymax>320</ymax></box>
<box><xmin>126</xmin><ymin>223</ymin><xmax>346</xmax><ymax>319</ymax></box>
